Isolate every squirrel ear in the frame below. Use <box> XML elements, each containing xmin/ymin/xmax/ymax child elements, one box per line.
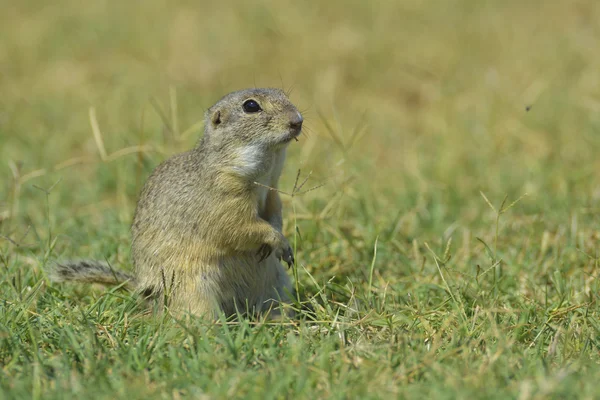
<box><xmin>211</xmin><ymin>110</ymin><xmax>222</xmax><ymax>126</ymax></box>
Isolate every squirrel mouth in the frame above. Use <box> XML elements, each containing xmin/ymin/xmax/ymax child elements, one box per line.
<box><xmin>282</xmin><ymin>129</ymin><xmax>301</xmax><ymax>143</ymax></box>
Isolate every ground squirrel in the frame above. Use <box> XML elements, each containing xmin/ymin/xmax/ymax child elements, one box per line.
<box><xmin>51</xmin><ymin>88</ymin><xmax>303</xmax><ymax>319</ymax></box>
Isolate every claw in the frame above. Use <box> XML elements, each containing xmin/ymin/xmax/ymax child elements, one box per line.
<box><xmin>257</xmin><ymin>244</ymin><xmax>272</xmax><ymax>262</ymax></box>
<box><xmin>286</xmin><ymin>253</ymin><xmax>294</xmax><ymax>268</ymax></box>
<box><xmin>283</xmin><ymin>246</ymin><xmax>294</xmax><ymax>268</ymax></box>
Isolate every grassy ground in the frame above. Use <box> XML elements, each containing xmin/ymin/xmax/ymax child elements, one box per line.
<box><xmin>2</xmin><ymin>0</ymin><xmax>600</xmax><ymax>398</ymax></box>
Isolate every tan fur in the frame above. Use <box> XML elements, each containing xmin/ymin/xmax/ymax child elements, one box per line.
<box><xmin>52</xmin><ymin>88</ymin><xmax>303</xmax><ymax>319</ymax></box>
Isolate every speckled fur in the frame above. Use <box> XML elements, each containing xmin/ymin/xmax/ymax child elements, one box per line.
<box><xmin>53</xmin><ymin>88</ymin><xmax>303</xmax><ymax>319</ymax></box>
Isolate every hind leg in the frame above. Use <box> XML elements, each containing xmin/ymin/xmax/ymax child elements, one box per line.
<box><xmin>258</xmin><ymin>260</ymin><xmax>296</xmax><ymax>320</ymax></box>
<box><xmin>139</xmin><ymin>267</ymin><xmax>223</xmax><ymax>319</ymax></box>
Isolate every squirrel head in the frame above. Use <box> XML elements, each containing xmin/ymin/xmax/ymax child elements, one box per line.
<box><xmin>202</xmin><ymin>88</ymin><xmax>303</xmax><ymax>152</ymax></box>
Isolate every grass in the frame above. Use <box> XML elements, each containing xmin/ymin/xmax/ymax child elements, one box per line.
<box><xmin>2</xmin><ymin>0</ymin><xmax>600</xmax><ymax>398</ymax></box>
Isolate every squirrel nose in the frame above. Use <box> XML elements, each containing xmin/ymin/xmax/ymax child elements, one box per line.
<box><xmin>289</xmin><ymin>111</ymin><xmax>303</xmax><ymax>130</ymax></box>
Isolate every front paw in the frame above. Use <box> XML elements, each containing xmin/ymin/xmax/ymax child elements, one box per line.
<box><xmin>257</xmin><ymin>243</ymin><xmax>272</xmax><ymax>262</ymax></box>
<box><xmin>258</xmin><ymin>232</ymin><xmax>294</xmax><ymax>267</ymax></box>
<box><xmin>272</xmin><ymin>235</ymin><xmax>294</xmax><ymax>268</ymax></box>
<box><xmin>278</xmin><ymin>245</ymin><xmax>294</xmax><ymax>268</ymax></box>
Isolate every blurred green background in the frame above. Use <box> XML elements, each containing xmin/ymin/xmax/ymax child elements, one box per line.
<box><xmin>1</xmin><ymin>0</ymin><xmax>600</xmax><ymax>398</ymax></box>
<box><xmin>2</xmin><ymin>0</ymin><xmax>600</xmax><ymax>281</ymax></box>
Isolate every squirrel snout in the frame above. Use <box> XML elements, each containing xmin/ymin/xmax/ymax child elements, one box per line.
<box><xmin>288</xmin><ymin>111</ymin><xmax>303</xmax><ymax>131</ymax></box>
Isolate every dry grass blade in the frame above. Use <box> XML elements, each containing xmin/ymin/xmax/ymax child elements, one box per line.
<box><xmin>150</xmin><ymin>97</ymin><xmax>174</xmax><ymax>140</ymax></box>
<box><xmin>480</xmin><ymin>191</ymin><xmax>496</xmax><ymax>213</ymax></box>
<box><xmin>89</xmin><ymin>107</ymin><xmax>108</xmax><ymax>161</ymax></box>
<box><xmin>318</xmin><ymin>110</ymin><xmax>345</xmax><ymax>152</ymax></box>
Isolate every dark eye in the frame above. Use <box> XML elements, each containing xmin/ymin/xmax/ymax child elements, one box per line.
<box><xmin>242</xmin><ymin>99</ymin><xmax>262</xmax><ymax>113</ymax></box>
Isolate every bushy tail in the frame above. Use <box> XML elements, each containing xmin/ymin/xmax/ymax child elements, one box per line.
<box><xmin>49</xmin><ymin>260</ymin><xmax>136</xmax><ymax>290</ymax></box>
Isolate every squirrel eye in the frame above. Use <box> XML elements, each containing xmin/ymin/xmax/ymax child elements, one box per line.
<box><xmin>242</xmin><ymin>99</ymin><xmax>262</xmax><ymax>113</ymax></box>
